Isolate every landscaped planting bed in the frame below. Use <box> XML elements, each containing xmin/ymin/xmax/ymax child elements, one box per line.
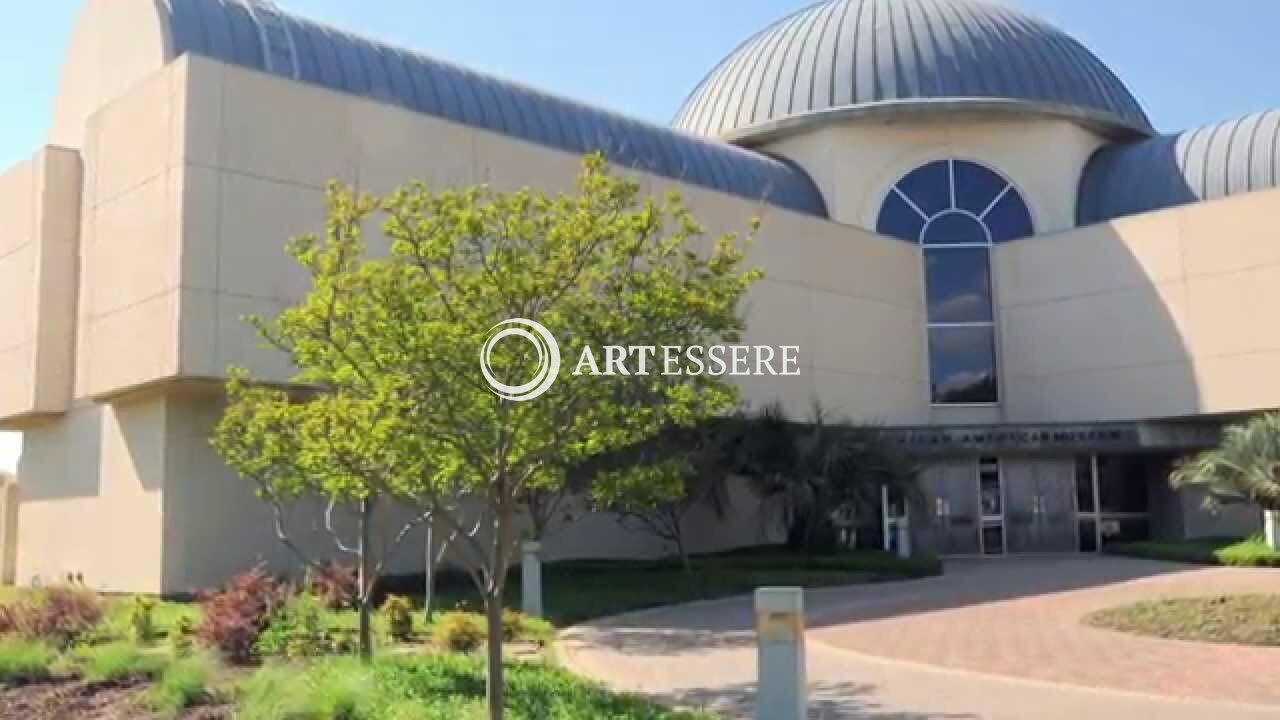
<box><xmin>0</xmin><ymin>548</ymin><xmax>935</xmax><ymax>718</ymax></box>
<box><xmin>1103</xmin><ymin>535</ymin><xmax>1280</xmax><ymax>567</ymax></box>
<box><xmin>1085</xmin><ymin>594</ymin><xmax>1280</xmax><ymax>647</ymax></box>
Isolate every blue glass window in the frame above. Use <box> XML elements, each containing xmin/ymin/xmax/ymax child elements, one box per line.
<box><xmin>876</xmin><ymin>190</ymin><xmax>926</xmax><ymax>242</ymax></box>
<box><xmin>922</xmin><ymin>212</ymin><xmax>988</xmax><ymax>245</ymax></box>
<box><xmin>928</xmin><ymin>326</ymin><xmax>999</xmax><ymax>404</ymax></box>
<box><xmin>984</xmin><ymin>190</ymin><xmax>1035</xmax><ymax>242</ymax></box>
<box><xmin>952</xmin><ymin>161</ymin><xmax>1008</xmax><ymax>217</ymax></box>
<box><xmin>924</xmin><ymin>248</ymin><xmax>993</xmax><ymax>324</ymax></box>
<box><xmin>895</xmin><ymin>160</ymin><xmax>952</xmax><ymax>217</ymax></box>
<box><xmin>877</xmin><ymin>160</ymin><xmax>1033</xmax><ymax>405</ymax></box>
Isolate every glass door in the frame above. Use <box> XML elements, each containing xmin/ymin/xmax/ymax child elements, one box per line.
<box><xmin>919</xmin><ymin>461</ymin><xmax>981</xmax><ymax>555</ymax></box>
<box><xmin>1006</xmin><ymin>460</ymin><xmax>1078</xmax><ymax>553</ymax></box>
<box><xmin>978</xmin><ymin>457</ymin><xmax>1005</xmax><ymax>555</ymax></box>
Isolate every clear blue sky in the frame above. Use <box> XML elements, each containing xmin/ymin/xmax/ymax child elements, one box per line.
<box><xmin>1</xmin><ymin>0</ymin><xmax>1279</xmax><ymax>169</ymax></box>
<box><xmin>0</xmin><ymin>0</ymin><xmax>1276</xmax><ymax>469</ymax></box>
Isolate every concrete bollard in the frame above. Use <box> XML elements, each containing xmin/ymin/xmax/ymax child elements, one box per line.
<box><xmin>896</xmin><ymin>517</ymin><xmax>912</xmax><ymax>559</ymax></box>
<box><xmin>521</xmin><ymin>541</ymin><xmax>543</xmax><ymax>618</ymax></box>
<box><xmin>754</xmin><ymin>587</ymin><xmax>806</xmax><ymax>720</ymax></box>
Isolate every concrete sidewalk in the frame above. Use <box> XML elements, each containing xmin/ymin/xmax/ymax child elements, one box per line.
<box><xmin>560</xmin><ymin>556</ymin><xmax>1280</xmax><ymax>719</ymax></box>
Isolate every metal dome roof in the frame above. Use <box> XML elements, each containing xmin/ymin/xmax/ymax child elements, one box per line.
<box><xmin>1078</xmin><ymin>110</ymin><xmax>1280</xmax><ymax>225</ymax></box>
<box><xmin>152</xmin><ymin>0</ymin><xmax>827</xmax><ymax>217</ymax></box>
<box><xmin>673</xmin><ymin>0</ymin><xmax>1153</xmax><ymax>143</ymax></box>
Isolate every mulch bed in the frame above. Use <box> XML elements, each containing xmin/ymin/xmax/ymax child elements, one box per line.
<box><xmin>0</xmin><ymin>678</ymin><xmax>230</xmax><ymax>720</ymax></box>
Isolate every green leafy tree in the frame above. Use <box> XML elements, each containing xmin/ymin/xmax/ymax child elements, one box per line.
<box><xmin>592</xmin><ymin>421</ymin><xmax>738</xmax><ymax>572</ymax></box>
<box><xmin>1171</xmin><ymin>412</ymin><xmax>1280</xmax><ymax>550</ymax></box>
<box><xmin>739</xmin><ymin>402</ymin><xmax>919</xmax><ymax>554</ymax></box>
<box><xmin>214</xmin><ymin>154</ymin><xmax>761</xmax><ymax>719</ymax></box>
<box><xmin>214</xmin><ymin>379</ymin><xmax>443</xmax><ymax>661</ymax></box>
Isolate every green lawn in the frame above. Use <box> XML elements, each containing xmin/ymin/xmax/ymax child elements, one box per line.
<box><xmin>1085</xmin><ymin>594</ymin><xmax>1280</xmax><ymax>646</ymax></box>
<box><xmin>237</xmin><ymin>654</ymin><xmax>710</xmax><ymax>720</ymax></box>
<box><xmin>1103</xmin><ymin>536</ymin><xmax>1280</xmax><ymax>567</ymax></box>
<box><xmin>395</xmin><ymin>548</ymin><xmax>941</xmax><ymax>627</ymax></box>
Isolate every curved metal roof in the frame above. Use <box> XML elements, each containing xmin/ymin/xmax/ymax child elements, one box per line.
<box><xmin>1078</xmin><ymin>110</ymin><xmax>1280</xmax><ymax>224</ymax></box>
<box><xmin>157</xmin><ymin>0</ymin><xmax>827</xmax><ymax>217</ymax></box>
<box><xmin>673</xmin><ymin>0</ymin><xmax>1152</xmax><ymax>143</ymax></box>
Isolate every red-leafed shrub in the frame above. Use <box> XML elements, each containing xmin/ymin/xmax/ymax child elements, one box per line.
<box><xmin>0</xmin><ymin>586</ymin><xmax>105</xmax><ymax>647</ymax></box>
<box><xmin>306</xmin><ymin>561</ymin><xmax>358</xmax><ymax>611</ymax></box>
<box><xmin>195</xmin><ymin>565</ymin><xmax>292</xmax><ymax>664</ymax></box>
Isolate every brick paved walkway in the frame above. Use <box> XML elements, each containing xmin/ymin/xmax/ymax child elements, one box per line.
<box><xmin>560</xmin><ymin>556</ymin><xmax>1280</xmax><ymax>719</ymax></box>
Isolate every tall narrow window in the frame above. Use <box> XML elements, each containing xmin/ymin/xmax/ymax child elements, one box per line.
<box><xmin>876</xmin><ymin>160</ymin><xmax>1033</xmax><ymax>405</ymax></box>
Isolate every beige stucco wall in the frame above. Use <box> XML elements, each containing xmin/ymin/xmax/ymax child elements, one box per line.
<box><xmin>171</xmin><ymin>54</ymin><xmax>927</xmax><ymax>423</ymax></box>
<box><xmin>996</xmin><ymin>186</ymin><xmax>1280</xmax><ymax>423</ymax></box>
<box><xmin>0</xmin><ymin>148</ymin><xmax>82</xmax><ymax>426</ymax></box>
<box><xmin>16</xmin><ymin>399</ymin><xmax>167</xmax><ymax>593</ymax></box>
<box><xmin>49</xmin><ymin>0</ymin><xmax>172</xmax><ymax>149</ymax></box>
<box><xmin>761</xmin><ymin>114</ymin><xmax>1108</xmax><ymax>234</ymax></box>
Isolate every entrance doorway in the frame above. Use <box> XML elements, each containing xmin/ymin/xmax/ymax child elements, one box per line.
<box><xmin>916</xmin><ymin>454</ymin><xmax>1155</xmax><ymax>556</ymax></box>
<box><xmin>1004</xmin><ymin>459</ymin><xmax>1077</xmax><ymax>553</ymax></box>
<box><xmin>1074</xmin><ymin>454</ymin><xmax>1157</xmax><ymax>551</ymax></box>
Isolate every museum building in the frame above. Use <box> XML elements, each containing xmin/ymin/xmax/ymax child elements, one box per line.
<box><xmin>0</xmin><ymin>0</ymin><xmax>1274</xmax><ymax>591</ymax></box>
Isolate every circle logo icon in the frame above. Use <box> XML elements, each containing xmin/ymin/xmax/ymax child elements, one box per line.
<box><xmin>479</xmin><ymin>319</ymin><xmax>561</xmax><ymax>402</ymax></box>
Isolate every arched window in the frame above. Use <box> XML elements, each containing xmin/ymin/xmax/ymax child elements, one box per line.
<box><xmin>877</xmin><ymin>160</ymin><xmax>1033</xmax><ymax>405</ymax></box>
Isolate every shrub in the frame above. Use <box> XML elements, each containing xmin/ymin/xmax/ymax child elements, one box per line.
<box><xmin>307</xmin><ymin>561</ymin><xmax>359</xmax><ymax>611</ymax></box>
<box><xmin>0</xmin><ymin>586</ymin><xmax>105</xmax><ymax>647</ymax></box>
<box><xmin>500</xmin><ymin>610</ymin><xmax>554</xmax><ymax>646</ymax></box>
<box><xmin>196</xmin><ymin>565</ymin><xmax>292</xmax><ymax>664</ymax></box>
<box><xmin>1104</xmin><ymin>536</ymin><xmax>1280</xmax><ymax>568</ymax></box>
<box><xmin>1215</xmin><ymin>536</ymin><xmax>1280</xmax><ymax>567</ymax></box>
<box><xmin>255</xmin><ymin>594</ymin><xmax>332</xmax><ymax>660</ymax></box>
<box><xmin>74</xmin><ymin>641</ymin><xmax>168</xmax><ymax>683</ymax></box>
<box><xmin>0</xmin><ymin>638</ymin><xmax>57</xmax><ymax>684</ymax></box>
<box><xmin>382</xmin><ymin>595</ymin><xmax>414</xmax><ymax>643</ymax></box>
<box><xmin>129</xmin><ymin>596</ymin><xmax>157</xmax><ymax>645</ymax></box>
<box><xmin>0</xmin><ymin>603</ymin><xmax>14</xmax><ymax>636</ymax></box>
<box><xmin>141</xmin><ymin>653</ymin><xmax>217</xmax><ymax>716</ymax></box>
<box><xmin>169</xmin><ymin>615</ymin><xmax>195</xmax><ymax>658</ymax></box>
<box><xmin>431</xmin><ymin>612</ymin><xmax>485</xmax><ymax>653</ymax></box>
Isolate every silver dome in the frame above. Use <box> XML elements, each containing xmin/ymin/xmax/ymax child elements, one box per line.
<box><xmin>673</xmin><ymin>0</ymin><xmax>1152</xmax><ymax>143</ymax></box>
<box><xmin>1079</xmin><ymin>110</ymin><xmax>1280</xmax><ymax>224</ymax></box>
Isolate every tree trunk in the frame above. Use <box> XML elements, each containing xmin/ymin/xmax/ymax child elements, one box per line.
<box><xmin>483</xmin><ymin>591</ymin><xmax>506</xmax><ymax>720</ymax></box>
<box><xmin>674</xmin><ymin>532</ymin><xmax>691</xmax><ymax>574</ymax></box>
<box><xmin>357</xmin><ymin>498</ymin><xmax>374</xmax><ymax>662</ymax></box>
<box><xmin>423</xmin><ymin>523</ymin><xmax>435</xmax><ymax>623</ymax></box>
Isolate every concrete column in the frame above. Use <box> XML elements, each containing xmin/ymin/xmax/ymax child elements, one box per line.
<box><xmin>1265</xmin><ymin>510</ymin><xmax>1280</xmax><ymax>551</ymax></box>
<box><xmin>0</xmin><ymin>478</ymin><xmax>16</xmax><ymax>585</ymax></box>
<box><xmin>521</xmin><ymin>541</ymin><xmax>543</xmax><ymax>618</ymax></box>
<box><xmin>754</xmin><ymin>587</ymin><xmax>806</xmax><ymax>720</ymax></box>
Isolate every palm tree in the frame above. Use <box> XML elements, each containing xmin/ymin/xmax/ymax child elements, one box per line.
<box><xmin>735</xmin><ymin>402</ymin><xmax>919</xmax><ymax>554</ymax></box>
<box><xmin>1171</xmin><ymin>412</ymin><xmax>1280</xmax><ymax>550</ymax></box>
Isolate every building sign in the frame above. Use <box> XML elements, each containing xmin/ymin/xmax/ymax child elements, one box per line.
<box><xmin>884</xmin><ymin>422</ymin><xmax>1221</xmax><ymax>455</ymax></box>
